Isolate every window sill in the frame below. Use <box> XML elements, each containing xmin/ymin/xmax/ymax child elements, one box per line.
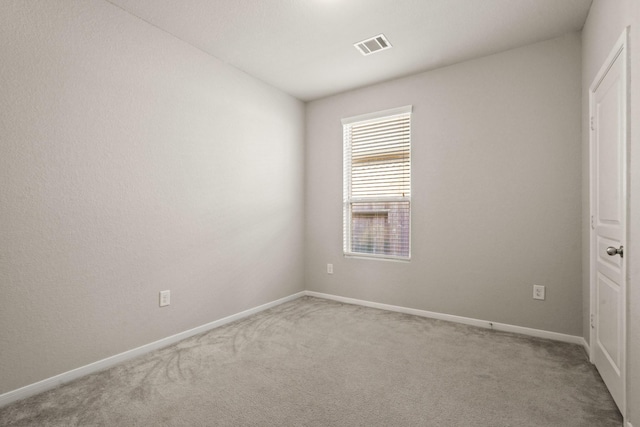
<box><xmin>344</xmin><ymin>253</ymin><xmax>411</xmax><ymax>263</ymax></box>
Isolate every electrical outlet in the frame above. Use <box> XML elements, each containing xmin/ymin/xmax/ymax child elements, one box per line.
<box><xmin>533</xmin><ymin>285</ymin><xmax>545</xmax><ymax>300</ymax></box>
<box><xmin>159</xmin><ymin>290</ymin><xmax>170</xmax><ymax>307</ymax></box>
<box><xmin>327</xmin><ymin>263</ymin><xmax>333</xmax><ymax>274</ymax></box>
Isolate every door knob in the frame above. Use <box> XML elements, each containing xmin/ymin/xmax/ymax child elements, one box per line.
<box><xmin>606</xmin><ymin>246</ymin><xmax>624</xmax><ymax>258</ymax></box>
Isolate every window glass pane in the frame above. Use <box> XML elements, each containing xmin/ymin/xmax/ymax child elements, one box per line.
<box><xmin>350</xmin><ymin>201</ymin><xmax>410</xmax><ymax>257</ymax></box>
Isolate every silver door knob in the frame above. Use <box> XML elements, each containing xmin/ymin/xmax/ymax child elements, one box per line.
<box><xmin>606</xmin><ymin>246</ymin><xmax>624</xmax><ymax>257</ymax></box>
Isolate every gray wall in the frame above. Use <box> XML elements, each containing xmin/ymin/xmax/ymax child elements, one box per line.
<box><xmin>0</xmin><ymin>0</ymin><xmax>305</xmax><ymax>394</ymax></box>
<box><xmin>305</xmin><ymin>34</ymin><xmax>583</xmax><ymax>336</ymax></box>
<box><xmin>582</xmin><ymin>0</ymin><xmax>640</xmax><ymax>422</ymax></box>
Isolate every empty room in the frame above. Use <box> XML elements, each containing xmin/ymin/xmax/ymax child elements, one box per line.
<box><xmin>1</xmin><ymin>0</ymin><xmax>638</xmax><ymax>426</ymax></box>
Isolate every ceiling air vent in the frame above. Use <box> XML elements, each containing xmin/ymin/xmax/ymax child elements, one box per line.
<box><xmin>354</xmin><ymin>34</ymin><xmax>392</xmax><ymax>56</ymax></box>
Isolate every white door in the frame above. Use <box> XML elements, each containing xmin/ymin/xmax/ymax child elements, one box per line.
<box><xmin>590</xmin><ymin>29</ymin><xmax>628</xmax><ymax>414</ymax></box>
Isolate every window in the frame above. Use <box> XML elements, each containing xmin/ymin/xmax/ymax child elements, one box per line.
<box><xmin>342</xmin><ymin>106</ymin><xmax>411</xmax><ymax>260</ymax></box>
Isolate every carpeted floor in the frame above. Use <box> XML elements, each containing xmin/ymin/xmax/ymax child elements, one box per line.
<box><xmin>0</xmin><ymin>296</ymin><xmax>622</xmax><ymax>426</ymax></box>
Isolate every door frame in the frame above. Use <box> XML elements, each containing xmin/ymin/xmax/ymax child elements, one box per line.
<box><xmin>589</xmin><ymin>27</ymin><xmax>629</xmax><ymax>415</ymax></box>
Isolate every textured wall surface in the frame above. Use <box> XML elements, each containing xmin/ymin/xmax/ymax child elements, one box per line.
<box><xmin>305</xmin><ymin>34</ymin><xmax>583</xmax><ymax>336</ymax></box>
<box><xmin>582</xmin><ymin>0</ymin><xmax>640</xmax><ymax>422</ymax></box>
<box><xmin>0</xmin><ymin>0</ymin><xmax>304</xmax><ymax>394</ymax></box>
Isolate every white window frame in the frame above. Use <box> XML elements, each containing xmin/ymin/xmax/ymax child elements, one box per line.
<box><xmin>342</xmin><ymin>105</ymin><xmax>412</xmax><ymax>261</ymax></box>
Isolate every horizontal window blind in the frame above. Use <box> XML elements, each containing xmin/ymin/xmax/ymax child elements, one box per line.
<box><xmin>343</xmin><ymin>107</ymin><xmax>411</xmax><ymax>259</ymax></box>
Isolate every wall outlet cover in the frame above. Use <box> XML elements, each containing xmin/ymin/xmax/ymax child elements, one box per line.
<box><xmin>159</xmin><ymin>290</ymin><xmax>170</xmax><ymax>307</ymax></box>
<box><xmin>533</xmin><ymin>285</ymin><xmax>545</xmax><ymax>300</ymax></box>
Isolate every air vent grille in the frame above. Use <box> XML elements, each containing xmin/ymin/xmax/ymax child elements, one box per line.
<box><xmin>354</xmin><ymin>34</ymin><xmax>392</xmax><ymax>56</ymax></box>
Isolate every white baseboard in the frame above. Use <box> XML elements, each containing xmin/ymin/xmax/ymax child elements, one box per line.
<box><xmin>581</xmin><ymin>337</ymin><xmax>590</xmax><ymax>357</ymax></box>
<box><xmin>305</xmin><ymin>291</ymin><xmax>586</xmax><ymax>346</ymax></box>
<box><xmin>0</xmin><ymin>291</ymin><xmax>306</xmax><ymax>408</ymax></box>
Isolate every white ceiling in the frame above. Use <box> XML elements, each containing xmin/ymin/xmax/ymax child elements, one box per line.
<box><xmin>107</xmin><ymin>0</ymin><xmax>593</xmax><ymax>101</ymax></box>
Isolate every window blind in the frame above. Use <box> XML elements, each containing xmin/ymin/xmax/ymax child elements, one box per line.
<box><xmin>343</xmin><ymin>106</ymin><xmax>411</xmax><ymax>259</ymax></box>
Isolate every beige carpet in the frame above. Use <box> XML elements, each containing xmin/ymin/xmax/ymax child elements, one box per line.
<box><xmin>0</xmin><ymin>296</ymin><xmax>621</xmax><ymax>426</ymax></box>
